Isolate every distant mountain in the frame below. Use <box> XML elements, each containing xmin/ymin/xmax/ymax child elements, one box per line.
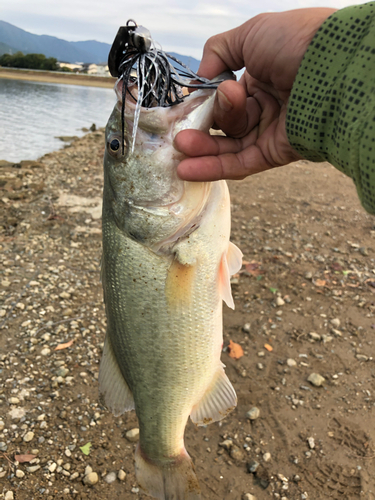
<box><xmin>0</xmin><ymin>40</ymin><xmax>17</xmax><ymax>56</ymax></box>
<box><xmin>0</xmin><ymin>20</ymin><xmax>200</xmax><ymax>70</ymax></box>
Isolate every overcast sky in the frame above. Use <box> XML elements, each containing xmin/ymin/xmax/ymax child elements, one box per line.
<box><xmin>1</xmin><ymin>0</ymin><xmax>365</xmax><ymax>59</ymax></box>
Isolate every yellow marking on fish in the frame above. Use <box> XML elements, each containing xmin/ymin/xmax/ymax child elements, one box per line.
<box><xmin>165</xmin><ymin>258</ymin><xmax>196</xmax><ymax>308</ymax></box>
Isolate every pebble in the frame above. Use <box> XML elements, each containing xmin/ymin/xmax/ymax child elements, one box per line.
<box><xmin>356</xmin><ymin>354</ymin><xmax>369</xmax><ymax>361</ymax></box>
<box><xmin>242</xmin><ymin>494</ymin><xmax>257</xmax><ymax>500</ymax></box>
<box><xmin>287</xmin><ymin>358</ymin><xmax>297</xmax><ymax>367</ymax></box>
<box><xmin>118</xmin><ymin>469</ymin><xmax>126</xmax><ymax>481</ymax></box>
<box><xmin>247</xmin><ymin>460</ymin><xmax>260</xmax><ymax>473</ymax></box>
<box><xmin>263</xmin><ymin>452</ymin><xmax>271</xmax><ymax>462</ymax></box>
<box><xmin>104</xmin><ymin>471</ymin><xmax>117</xmax><ymax>484</ymax></box>
<box><xmin>16</xmin><ymin>469</ymin><xmax>25</xmax><ymax>478</ymax></box>
<box><xmin>8</xmin><ymin>397</ymin><xmax>20</xmax><ymax>405</ymax></box>
<box><xmin>23</xmin><ymin>431</ymin><xmax>35</xmax><ymax>442</ymax></box>
<box><xmin>48</xmin><ymin>462</ymin><xmax>57</xmax><ymax>473</ymax></box>
<box><xmin>230</xmin><ymin>445</ymin><xmax>244</xmax><ymax>461</ymax></box>
<box><xmin>84</xmin><ymin>465</ymin><xmax>93</xmax><ymax>476</ymax></box>
<box><xmin>275</xmin><ymin>297</ymin><xmax>285</xmax><ymax>306</ymax></box>
<box><xmin>59</xmin><ymin>291</ymin><xmax>71</xmax><ymax>299</ymax></box>
<box><xmin>40</xmin><ymin>347</ymin><xmax>51</xmax><ymax>356</ymax></box>
<box><xmin>125</xmin><ymin>428</ymin><xmax>140</xmax><ymax>442</ymax></box>
<box><xmin>26</xmin><ymin>465</ymin><xmax>41</xmax><ymax>473</ymax></box>
<box><xmin>246</xmin><ymin>407</ymin><xmax>260</xmax><ymax>420</ymax></box>
<box><xmin>307</xmin><ymin>373</ymin><xmax>325</xmax><ymax>387</ymax></box>
<box><xmin>242</xmin><ymin>323</ymin><xmax>251</xmax><ymax>333</ymax></box>
<box><xmin>307</xmin><ymin>437</ymin><xmax>315</xmax><ymax>449</ymax></box>
<box><xmin>0</xmin><ymin>442</ymin><xmax>8</xmax><ymax>452</ymax></box>
<box><xmin>304</xmin><ymin>271</ymin><xmax>313</xmax><ymax>280</ymax></box>
<box><xmin>83</xmin><ymin>472</ymin><xmax>99</xmax><ymax>486</ymax></box>
<box><xmin>330</xmin><ymin>318</ymin><xmax>340</xmax><ymax>328</ymax></box>
<box><xmin>219</xmin><ymin>439</ymin><xmax>233</xmax><ymax>450</ymax></box>
<box><xmin>309</xmin><ymin>332</ymin><xmax>321</xmax><ymax>341</ymax></box>
<box><xmin>0</xmin><ymin>420</ymin><xmax>4</xmax><ymax>431</ymax></box>
<box><xmin>5</xmin><ymin>492</ymin><xmax>14</xmax><ymax>500</ymax></box>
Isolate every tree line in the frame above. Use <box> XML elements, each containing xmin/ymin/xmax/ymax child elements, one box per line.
<box><xmin>0</xmin><ymin>52</ymin><xmax>63</xmax><ymax>71</ymax></box>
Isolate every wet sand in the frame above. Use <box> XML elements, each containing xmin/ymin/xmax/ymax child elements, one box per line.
<box><xmin>0</xmin><ymin>67</ymin><xmax>116</xmax><ymax>88</ymax></box>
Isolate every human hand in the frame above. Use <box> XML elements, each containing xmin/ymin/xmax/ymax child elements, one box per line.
<box><xmin>175</xmin><ymin>8</ymin><xmax>336</xmax><ymax>181</ymax></box>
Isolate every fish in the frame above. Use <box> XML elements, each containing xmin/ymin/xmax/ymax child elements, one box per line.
<box><xmin>98</xmin><ymin>61</ymin><xmax>242</xmax><ymax>500</ymax></box>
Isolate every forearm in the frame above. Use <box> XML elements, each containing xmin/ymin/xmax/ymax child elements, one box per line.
<box><xmin>286</xmin><ymin>2</ymin><xmax>375</xmax><ymax>213</ymax></box>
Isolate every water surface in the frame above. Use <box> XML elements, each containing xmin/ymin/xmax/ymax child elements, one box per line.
<box><xmin>0</xmin><ymin>78</ymin><xmax>116</xmax><ymax>162</ymax></box>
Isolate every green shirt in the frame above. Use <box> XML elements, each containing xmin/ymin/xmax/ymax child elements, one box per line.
<box><xmin>286</xmin><ymin>2</ymin><xmax>375</xmax><ymax>214</ymax></box>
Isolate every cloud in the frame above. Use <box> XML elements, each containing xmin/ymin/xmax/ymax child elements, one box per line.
<box><xmin>1</xmin><ymin>0</ymin><xmax>366</xmax><ymax>60</ymax></box>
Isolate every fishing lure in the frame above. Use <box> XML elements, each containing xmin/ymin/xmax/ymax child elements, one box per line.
<box><xmin>108</xmin><ymin>20</ymin><xmax>226</xmax><ymax>154</ymax></box>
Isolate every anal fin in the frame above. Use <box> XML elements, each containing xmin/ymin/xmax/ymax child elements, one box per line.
<box><xmin>99</xmin><ymin>334</ymin><xmax>135</xmax><ymax>416</ymax></box>
<box><xmin>190</xmin><ymin>367</ymin><xmax>237</xmax><ymax>426</ymax></box>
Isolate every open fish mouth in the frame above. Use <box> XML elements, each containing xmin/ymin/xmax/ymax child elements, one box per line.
<box><xmin>107</xmin><ymin>20</ymin><xmax>234</xmax><ymax>153</ymax></box>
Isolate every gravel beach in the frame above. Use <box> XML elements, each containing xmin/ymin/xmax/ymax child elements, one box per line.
<box><xmin>1</xmin><ymin>129</ymin><xmax>375</xmax><ymax>499</ymax></box>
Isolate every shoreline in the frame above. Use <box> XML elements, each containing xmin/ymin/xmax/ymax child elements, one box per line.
<box><xmin>0</xmin><ymin>67</ymin><xmax>116</xmax><ymax>88</ymax></box>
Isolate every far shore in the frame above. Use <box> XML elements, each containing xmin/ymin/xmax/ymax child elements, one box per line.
<box><xmin>0</xmin><ymin>67</ymin><xmax>116</xmax><ymax>88</ymax></box>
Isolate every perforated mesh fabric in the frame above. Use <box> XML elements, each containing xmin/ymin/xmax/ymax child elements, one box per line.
<box><xmin>286</xmin><ymin>2</ymin><xmax>375</xmax><ymax>214</ymax></box>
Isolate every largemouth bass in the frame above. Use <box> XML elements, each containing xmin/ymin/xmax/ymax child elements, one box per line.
<box><xmin>99</xmin><ymin>81</ymin><xmax>242</xmax><ymax>499</ymax></box>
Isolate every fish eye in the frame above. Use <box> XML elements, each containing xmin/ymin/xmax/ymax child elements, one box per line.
<box><xmin>110</xmin><ymin>139</ymin><xmax>120</xmax><ymax>152</ymax></box>
<box><xmin>107</xmin><ymin>134</ymin><xmax>127</xmax><ymax>159</ymax></box>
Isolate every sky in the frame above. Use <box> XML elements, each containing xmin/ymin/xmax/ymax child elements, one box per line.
<box><xmin>1</xmin><ymin>0</ymin><xmax>366</xmax><ymax>60</ymax></box>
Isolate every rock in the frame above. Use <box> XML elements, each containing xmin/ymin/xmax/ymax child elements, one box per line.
<box><xmin>40</xmin><ymin>347</ymin><xmax>51</xmax><ymax>356</ymax></box>
<box><xmin>304</xmin><ymin>272</ymin><xmax>313</xmax><ymax>280</ymax></box>
<box><xmin>230</xmin><ymin>445</ymin><xmax>244</xmax><ymax>461</ymax></box>
<box><xmin>104</xmin><ymin>471</ymin><xmax>117</xmax><ymax>484</ymax></box>
<box><xmin>309</xmin><ymin>332</ymin><xmax>321</xmax><ymax>341</ymax></box>
<box><xmin>5</xmin><ymin>492</ymin><xmax>14</xmax><ymax>500</ymax></box>
<box><xmin>26</xmin><ymin>465</ymin><xmax>41</xmax><ymax>473</ymax></box>
<box><xmin>263</xmin><ymin>452</ymin><xmax>271</xmax><ymax>462</ymax></box>
<box><xmin>118</xmin><ymin>469</ymin><xmax>126</xmax><ymax>481</ymax></box>
<box><xmin>275</xmin><ymin>297</ymin><xmax>285</xmax><ymax>306</ymax></box>
<box><xmin>219</xmin><ymin>439</ymin><xmax>233</xmax><ymax>450</ymax></box>
<box><xmin>84</xmin><ymin>465</ymin><xmax>93</xmax><ymax>476</ymax></box>
<box><xmin>356</xmin><ymin>354</ymin><xmax>369</xmax><ymax>361</ymax></box>
<box><xmin>83</xmin><ymin>472</ymin><xmax>99</xmax><ymax>486</ymax></box>
<box><xmin>23</xmin><ymin>431</ymin><xmax>34</xmax><ymax>442</ymax></box>
<box><xmin>247</xmin><ymin>460</ymin><xmax>260</xmax><ymax>473</ymax></box>
<box><xmin>16</xmin><ymin>469</ymin><xmax>25</xmax><ymax>478</ymax></box>
<box><xmin>0</xmin><ymin>442</ymin><xmax>8</xmax><ymax>452</ymax></box>
<box><xmin>8</xmin><ymin>397</ymin><xmax>20</xmax><ymax>405</ymax></box>
<box><xmin>330</xmin><ymin>318</ymin><xmax>340</xmax><ymax>328</ymax></box>
<box><xmin>246</xmin><ymin>407</ymin><xmax>260</xmax><ymax>420</ymax></box>
<box><xmin>243</xmin><ymin>494</ymin><xmax>257</xmax><ymax>500</ymax></box>
<box><xmin>48</xmin><ymin>462</ymin><xmax>57</xmax><ymax>473</ymax></box>
<box><xmin>125</xmin><ymin>428</ymin><xmax>139</xmax><ymax>442</ymax></box>
<box><xmin>59</xmin><ymin>291</ymin><xmax>71</xmax><ymax>300</ymax></box>
<box><xmin>0</xmin><ymin>420</ymin><xmax>4</xmax><ymax>431</ymax></box>
<box><xmin>287</xmin><ymin>358</ymin><xmax>297</xmax><ymax>367</ymax></box>
<box><xmin>308</xmin><ymin>373</ymin><xmax>325</xmax><ymax>387</ymax></box>
<box><xmin>242</xmin><ymin>323</ymin><xmax>251</xmax><ymax>333</ymax></box>
<box><xmin>307</xmin><ymin>437</ymin><xmax>315</xmax><ymax>449</ymax></box>
<box><xmin>8</xmin><ymin>407</ymin><xmax>26</xmax><ymax>420</ymax></box>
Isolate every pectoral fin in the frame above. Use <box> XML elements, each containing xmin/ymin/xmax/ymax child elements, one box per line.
<box><xmin>219</xmin><ymin>241</ymin><xmax>243</xmax><ymax>309</ymax></box>
<box><xmin>190</xmin><ymin>366</ymin><xmax>237</xmax><ymax>426</ymax></box>
<box><xmin>99</xmin><ymin>334</ymin><xmax>135</xmax><ymax>416</ymax></box>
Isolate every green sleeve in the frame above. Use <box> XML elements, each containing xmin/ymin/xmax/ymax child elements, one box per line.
<box><xmin>286</xmin><ymin>2</ymin><xmax>375</xmax><ymax>214</ymax></box>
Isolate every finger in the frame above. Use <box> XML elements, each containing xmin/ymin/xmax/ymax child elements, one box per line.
<box><xmin>213</xmin><ymin>80</ymin><xmax>261</xmax><ymax>138</ymax></box>
<box><xmin>197</xmin><ymin>24</ymin><xmax>250</xmax><ymax>79</ymax></box>
<box><xmin>177</xmin><ymin>147</ymin><xmax>275</xmax><ymax>182</ymax></box>
<box><xmin>174</xmin><ymin>129</ymin><xmax>243</xmax><ymax>158</ymax></box>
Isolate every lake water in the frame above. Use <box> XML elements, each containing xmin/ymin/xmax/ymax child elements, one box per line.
<box><xmin>0</xmin><ymin>78</ymin><xmax>116</xmax><ymax>163</ymax></box>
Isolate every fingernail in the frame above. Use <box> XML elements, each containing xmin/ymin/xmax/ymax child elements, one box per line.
<box><xmin>217</xmin><ymin>90</ymin><xmax>233</xmax><ymax>112</ymax></box>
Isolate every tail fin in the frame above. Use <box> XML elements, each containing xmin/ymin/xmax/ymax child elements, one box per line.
<box><xmin>135</xmin><ymin>445</ymin><xmax>201</xmax><ymax>500</ymax></box>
